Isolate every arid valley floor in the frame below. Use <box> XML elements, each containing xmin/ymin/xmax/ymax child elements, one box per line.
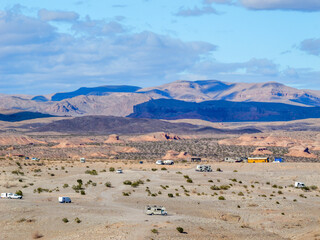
<box><xmin>0</xmin><ymin>118</ymin><xmax>320</xmax><ymax>240</ymax></box>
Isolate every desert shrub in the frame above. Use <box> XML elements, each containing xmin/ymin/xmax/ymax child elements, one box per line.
<box><xmin>230</xmin><ymin>178</ymin><xmax>237</xmax><ymax>182</ymax></box>
<box><xmin>80</xmin><ymin>190</ymin><xmax>85</xmax><ymax>195</ymax></box>
<box><xmin>16</xmin><ymin>190</ymin><xmax>23</xmax><ymax>196</ymax></box>
<box><xmin>208</xmin><ymin>180</ymin><xmax>213</xmax><ymax>183</ymax></box>
<box><xmin>168</xmin><ymin>193</ymin><xmax>174</xmax><ymax>198</ymax></box>
<box><xmin>109</xmin><ymin>167</ymin><xmax>115</xmax><ymax>172</ymax></box>
<box><xmin>278</xmin><ymin>191</ymin><xmax>283</xmax><ymax>194</ymax></box>
<box><xmin>123</xmin><ymin>180</ymin><xmax>132</xmax><ymax>185</ymax></box>
<box><xmin>176</xmin><ymin>171</ymin><xmax>182</xmax><ymax>174</ymax></box>
<box><xmin>151</xmin><ymin>168</ymin><xmax>157</xmax><ymax>171</ymax></box>
<box><xmin>176</xmin><ymin>227</ymin><xmax>184</xmax><ymax>233</ymax></box>
<box><xmin>220</xmin><ymin>185</ymin><xmax>230</xmax><ymax>190</ymax></box>
<box><xmin>210</xmin><ymin>185</ymin><xmax>220</xmax><ymax>190</ymax></box>
<box><xmin>233</xmin><ymin>170</ymin><xmax>238</xmax><ymax>172</ymax></box>
<box><xmin>218</xmin><ymin>196</ymin><xmax>226</xmax><ymax>200</ymax></box>
<box><xmin>63</xmin><ymin>184</ymin><xmax>69</xmax><ymax>188</ymax></box>
<box><xmin>62</xmin><ymin>218</ymin><xmax>69</xmax><ymax>223</ymax></box>
<box><xmin>216</xmin><ymin>168</ymin><xmax>222</xmax><ymax>172</ymax></box>
<box><xmin>186</xmin><ymin>179</ymin><xmax>193</xmax><ymax>183</ymax></box>
<box><xmin>310</xmin><ymin>185</ymin><xmax>318</xmax><ymax>190</ymax></box>
<box><xmin>85</xmin><ymin>169</ymin><xmax>98</xmax><ymax>175</ymax></box>
<box><xmin>74</xmin><ymin>217</ymin><xmax>81</xmax><ymax>223</ymax></box>
<box><xmin>12</xmin><ymin>170</ymin><xmax>24</xmax><ymax>175</ymax></box>
<box><xmin>161</xmin><ymin>167</ymin><xmax>167</xmax><ymax>171</ymax></box>
<box><xmin>238</xmin><ymin>192</ymin><xmax>244</xmax><ymax>196</ymax></box>
<box><xmin>183</xmin><ymin>175</ymin><xmax>189</xmax><ymax>179</ymax></box>
<box><xmin>151</xmin><ymin>229</ymin><xmax>158</xmax><ymax>234</ymax></box>
<box><xmin>105</xmin><ymin>182</ymin><xmax>112</xmax><ymax>187</ymax></box>
<box><xmin>272</xmin><ymin>184</ymin><xmax>278</xmax><ymax>188</ymax></box>
<box><xmin>146</xmin><ymin>179</ymin><xmax>150</xmax><ymax>182</ymax></box>
<box><xmin>122</xmin><ymin>192</ymin><xmax>131</xmax><ymax>196</ymax></box>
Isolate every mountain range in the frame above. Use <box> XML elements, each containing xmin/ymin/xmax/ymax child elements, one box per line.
<box><xmin>1</xmin><ymin>80</ymin><xmax>320</xmax><ymax>122</ymax></box>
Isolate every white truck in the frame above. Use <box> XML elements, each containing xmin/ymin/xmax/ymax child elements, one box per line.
<box><xmin>59</xmin><ymin>197</ymin><xmax>72</xmax><ymax>203</ymax></box>
<box><xmin>163</xmin><ymin>160</ymin><xmax>174</xmax><ymax>165</ymax></box>
<box><xmin>195</xmin><ymin>165</ymin><xmax>212</xmax><ymax>172</ymax></box>
<box><xmin>145</xmin><ymin>205</ymin><xmax>167</xmax><ymax>216</ymax></box>
<box><xmin>1</xmin><ymin>193</ymin><xmax>22</xmax><ymax>199</ymax></box>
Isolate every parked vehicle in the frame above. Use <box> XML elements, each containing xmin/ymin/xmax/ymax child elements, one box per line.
<box><xmin>31</xmin><ymin>157</ymin><xmax>40</xmax><ymax>161</ymax></box>
<box><xmin>59</xmin><ymin>197</ymin><xmax>72</xmax><ymax>203</ymax></box>
<box><xmin>145</xmin><ymin>205</ymin><xmax>167</xmax><ymax>215</ymax></box>
<box><xmin>195</xmin><ymin>165</ymin><xmax>212</xmax><ymax>172</ymax></box>
<box><xmin>8</xmin><ymin>193</ymin><xmax>22</xmax><ymax>199</ymax></box>
<box><xmin>163</xmin><ymin>160</ymin><xmax>174</xmax><ymax>165</ymax></box>
<box><xmin>156</xmin><ymin>160</ymin><xmax>164</xmax><ymax>165</ymax></box>
<box><xmin>294</xmin><ymin>182</ymin><xmax>305</xmax><ymax>188</ymax></box>
<box><xmin>80</xmin><ymin>158</ymin><xmax>86</xmax><ymax>163</ymax></box>
<box><xmin>116</xmin><ymin>169</ymin><xmax>123</xmax><ymax>174</ymax></box>
<box><xmin>1</xmin><ymin>193</ymin><xmax>10</xmax><ymax>198</ymax></box>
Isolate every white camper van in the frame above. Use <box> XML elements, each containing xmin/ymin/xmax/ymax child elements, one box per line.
<box><xmin>145</xmin><ymin>205</ymin><xmax>167</xmax><ymax>215</ymax></box>
<box><xmin>294</xmin><ymin>182</ymin><xmax>305</xmax><ymax>188</ymax></box>
<box><xmin>59</xmin><ymin>197</ymin><xmax>72</xmax><ymax>203</ymax></box>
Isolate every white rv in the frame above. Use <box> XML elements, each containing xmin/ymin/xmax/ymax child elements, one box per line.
<box><xmin>145</xmin><ymin>205</ymin><xmax>167</xmax><ymax>215</ymax></box>
<box><xmin>80</xmin><ymin>158</ymin><xmax>86</xmax><ymax>163</ymax></box>
<box><xmin>195</xmin><ymin>165</ymin><xmax>212</xmax><ymax>172</ymax></box>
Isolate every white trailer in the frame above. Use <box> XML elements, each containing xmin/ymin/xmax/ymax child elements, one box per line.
<box><xmin>156</xmin><ymin>160</ymin><xmax>164</xmax><ymax>165</ymax></box>
<box><xmin>163</xmin><ymin>160</ymin><xmax>174</xmax><ymax>165</ymax></box>
<box><xmin>195</xmin><ymin>165</ymin><xmax>212</xmax><ymax>172</ymax></box>
<box><xmin>1</xmin><ymin>193</ymin><xmax>9</xmax><ymax>198</ymax></box>
<box><xmin>145</xmin><ymin>205</ymin><xmax>167</xmax><ymax>215</ymax></box>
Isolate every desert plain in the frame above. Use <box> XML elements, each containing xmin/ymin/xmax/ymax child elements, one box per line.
<box><xmin>0</xmin><ymin>118</ymin><xmax>319</xmax><ymax>240</ymax></box>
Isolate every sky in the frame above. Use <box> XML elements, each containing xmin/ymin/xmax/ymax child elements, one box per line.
<box><xmin>0</xmin><ymin>0</ymin><xmax>319</xmax><ymax>94</ymax></box>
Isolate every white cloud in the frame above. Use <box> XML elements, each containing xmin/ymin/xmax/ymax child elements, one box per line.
<box><xmin>38</xmin><ymin>9</ymin><xmax>79</xmax><ymax>22</ymax></box>
<box><xmin>204</xmin><ymin>0</ymin><xmax>320</xmax><ymax>11</ymax></box>
<box><xmin>175</xmin><ymin>6</ymin><xmax>219</xmax><ymax>17</ymax></box>
<box><xmin>0</xmin><ymin>10</ymin><xmax>217</xmax><ymax>94</ymax></box>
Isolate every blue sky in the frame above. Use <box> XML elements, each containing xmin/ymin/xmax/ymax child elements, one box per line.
<box><xmin>0</xmin><ymin>0</ymin><xmax>319</xmax><ymax>94</ymax></box>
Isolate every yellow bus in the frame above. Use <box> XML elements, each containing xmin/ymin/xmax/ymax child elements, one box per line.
<box><xmin>247</xmin><ymin>157</ymin><xmax>269</xmax><ymax>163</ymax></box>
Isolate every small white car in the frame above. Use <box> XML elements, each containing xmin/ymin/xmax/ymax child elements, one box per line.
<box><xmin>116</xmin><ymin>169</ymin><xmax>123</xmax><ymax>174</ymax></box>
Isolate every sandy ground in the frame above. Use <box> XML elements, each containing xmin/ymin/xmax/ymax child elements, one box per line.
<box><xmin>0</xmin><ymin>160</ymin><xmax>319</xmax><ymax>240</ymax></box>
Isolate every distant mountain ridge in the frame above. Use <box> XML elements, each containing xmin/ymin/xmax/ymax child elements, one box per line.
<box><xmin>0</xmin><ymin>110</ymin><xmax>54</xmax><ymax>122</ymax></box>
<box><xmin>1</xmin><ymin>80</ymin><xmax>320</xmax><ymax>118</ymax></box>
<box><xmin>51</xmin><ymin>85</ymin><xmax>141</xmax><ymax>101</ymax></box>
<box><xmin>128</xmin><ymin>99</ymin><xmax>320</xmax><ymax>122</ymax></box>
